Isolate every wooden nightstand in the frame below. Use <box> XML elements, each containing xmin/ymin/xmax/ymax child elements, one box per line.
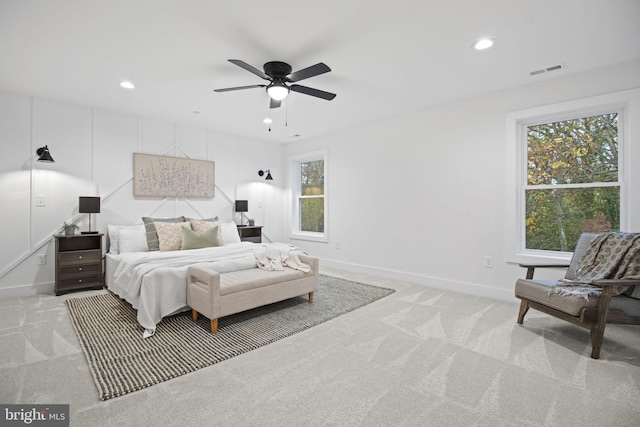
<box><xmin>54</xmin><ymin>233</ymin><xmax>104</xmax><ymax>296</ymax></box>
<box><xmin>237</xmin><ymin>225</ymin><xmax>262</xmax><ymax>243</ymax></box>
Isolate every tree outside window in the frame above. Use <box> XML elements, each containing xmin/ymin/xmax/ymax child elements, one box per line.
<box><xmin>300</xmin><ymin>160</ymin><xmax>325</xmax><ymax>233</ymax></box>
<box><xmin>525</xmin><ymin>113</ymin><xmax>620</xmax><ymax>252</ymax></box>
<box><xmin>290</xmin><ymin>150</ymin><xmax>327</xmax><ymax>242</ymax></box>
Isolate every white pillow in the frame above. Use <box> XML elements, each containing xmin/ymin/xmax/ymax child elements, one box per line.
<box><xmin>108</xmin><ymin>224</ymin><xmax>145</xmax><ymax>254</ymax></box>
<box><xmin>107</xmin><ymin>225</ymin><xmax>120</xmax><ymax>253</ymax></box>
<box><xmin>221</xmin><ymin>222</ymin><xmax>241</xmax><ymax>244</ymax></box>
<box><xmin>117</xmin><ymin>226</ymin><xmax>149</xmax><ymax>253</ymax></box>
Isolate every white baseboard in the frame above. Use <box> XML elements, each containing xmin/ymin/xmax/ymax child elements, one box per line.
<box><xmin>0</xmin><ymin>261</ymin><xmax>515</xmax><ymax>303</ymax></box>
<box><xmin>0</xmin><ymin>282</ymin><xmax>54</xmax><ymax>299</ymax></box>
<box><xmin>320</xmin><ymin>258</ymin><xmax>515</xmax><ymax>302</ymax></box>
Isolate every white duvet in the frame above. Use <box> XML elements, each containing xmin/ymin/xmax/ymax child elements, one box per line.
<box><xmin>107</xmin><ymin>242</ymin><xmax>259</xmax><ymax>335</ymax></box>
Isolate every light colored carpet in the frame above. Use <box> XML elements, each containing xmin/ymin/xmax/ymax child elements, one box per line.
<box><xmin>64</xmin><ymin>275</ymin><xmax>394</xmax><ymax>400</ymax></box>
<box><xmin>1</xmin><ymin>268</ymin><xmax>639</xmax><ymax>426</ymax></box>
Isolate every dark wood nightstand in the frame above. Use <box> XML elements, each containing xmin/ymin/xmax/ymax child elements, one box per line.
<box><xmin>54</xmin><ymin>233</ymin><xmax>104</xmax><ymax>296</ymax></box>
<box><xmin>237</xmin><ymin>226</ymin><xmax>262</xmax><ymax>243</ymax></box>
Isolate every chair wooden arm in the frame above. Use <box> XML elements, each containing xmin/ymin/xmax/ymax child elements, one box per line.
<box><xmin>590</xmin><ymin>279</ymin><xmax>640</xmax><ymax>287</ymax></box>
<box><xmin>518</xmin><ymin>263</ymin><xmax>570</xmax><ymax>280</ymax></box>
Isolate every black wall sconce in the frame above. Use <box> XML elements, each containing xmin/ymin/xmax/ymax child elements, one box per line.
<box><xmin>36</xmin><ymin>146</ymin><xmax>55</xmax><ymax>163</ymax></box>
<box><xmin>258</xmin><ymin>170</ymin><xmax>273</xmax><ymax>180</ymax></box>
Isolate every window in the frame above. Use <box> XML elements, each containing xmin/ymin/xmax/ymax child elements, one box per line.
<box><xmin>525</xmin><ymin>113</ymin><xmax>620</xmax><ymax>252</ymax></box>
<box><xmin>506</xmin><ymin>90</ymin><xmax>636</xmax><ymax>260</ymax></box>
<box><xmin>290</xmin><ymin>150</ymin><xmax>327</xmax><ymax>242</ymax></box>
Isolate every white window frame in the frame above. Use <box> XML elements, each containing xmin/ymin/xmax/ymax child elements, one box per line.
<box><xmin>289</xmin><ymin>149</ymin><xmax>328</xmax><ymax>243</ymax></box>
<box><xmin>505</xmin><ymin>90</ymin><xmax>637</xmax><ymax>263</ymax></box>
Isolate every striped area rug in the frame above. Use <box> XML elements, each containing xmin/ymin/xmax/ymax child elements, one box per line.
<box><xmin>65</xmin><ymin>275</ymin><xmax>394</xmax><ymax>400</ymax></box>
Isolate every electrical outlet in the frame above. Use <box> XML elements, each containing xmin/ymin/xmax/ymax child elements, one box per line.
<box><xmin>36</xmin><ymin>196</ymin><xmax>46</xmax><ymax>207</ymax></box>
<box><xmin>483</xmin><ymin>256</ymin><xmax>493</xmax><ymax>268</ymax></box>
<box><xmin>335</xmin><ymin>241</ymin><xmax>341</xmax><ymax>249</ymax></box>
<box><xmin>37</xmin><ymin>254</ymin><xmax>46</xmax><ymax>265</ymax></box>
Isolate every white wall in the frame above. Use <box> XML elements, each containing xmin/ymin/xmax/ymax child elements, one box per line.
<box><xmin>2</xmin><ymin>60</ymin><xmax>638</xmax><ymax>302</ymax></box>
<box><xmin>0</xmin><ymin>92</ymin><xmax>285</xmax><ymax>298</ymax></box>
<box><xmin>283</xmin><ymin>59</ymin><xmax>640</xmax><ymax>301</ymax></box>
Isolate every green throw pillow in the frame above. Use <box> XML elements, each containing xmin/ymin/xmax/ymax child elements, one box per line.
<box><xmin>181</xmin><ymin>226</ymin><xmax>219</xmax><ymax>250</ymax></box>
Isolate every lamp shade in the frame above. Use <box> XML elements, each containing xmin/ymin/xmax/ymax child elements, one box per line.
<box><xmin>79</xmin><ymin>196</ymin><xmax>101</xmax><ymax>213</ymax></box>
<box><xmin>36</xmin><ymin>146</ymin><xmax>55</xmax><ymax>163</ymax></box>
<box><xmin>235</xmin><ymin>200</ymin><xmax>248</xmax><ymax>213</ymax></box>
<box><xmin>258</xmin><ymin>170</ymin><xmax>273</xmax><ymax>180</ymax></box>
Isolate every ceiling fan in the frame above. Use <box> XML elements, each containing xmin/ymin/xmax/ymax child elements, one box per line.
<box><xmin>214</xmin><ymin>59</ymin><xmax>336</xmax><ymax>108</ymax></box>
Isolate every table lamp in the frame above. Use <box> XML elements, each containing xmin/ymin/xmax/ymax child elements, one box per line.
<box><xmin>235</xmin><ymin>200</ymin><xmax>248</xmax><ymax>226</ymax></box>
<box><xmin>79</xmin><ymin>196</ymin><xmax>100</xmax><ymax>234</ymax></box>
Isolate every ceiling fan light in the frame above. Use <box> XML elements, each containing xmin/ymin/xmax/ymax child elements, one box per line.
<box><xmin>267</xmin><ymin>83</ymin><xmax>289</xmax><ymax>101</ymax></box>
<box><xmin>473</xmin><ymin>38</ymin><xmax>494</xmax><ymax>50</ymax></box>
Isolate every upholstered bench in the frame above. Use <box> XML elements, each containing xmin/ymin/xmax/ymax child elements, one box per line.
<box><xmin>186</xmin><ymin>254</ymin><xmax>319</xmax><ymax>334</ymax></box>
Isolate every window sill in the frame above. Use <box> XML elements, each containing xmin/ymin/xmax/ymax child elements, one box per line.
<box><xmin>506</xmin><ymin>250</ymin><xmax>572</xmax><ymax>266</ymax></box>
<box><xmin>290</xmin><ymin>232</ymin><xmax>328</xmax><ymax>243</ymax></box>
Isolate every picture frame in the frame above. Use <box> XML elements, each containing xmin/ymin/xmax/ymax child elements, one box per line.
<box><xmin>133</xmin><ymin>153</ymin><xmax>215</xmax><ymax>198</ymax></box>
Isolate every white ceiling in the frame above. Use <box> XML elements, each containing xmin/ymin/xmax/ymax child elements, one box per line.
<box><xmin>1</xmin><ymin>0</ymin><xmax>639</xmax><ymax>143</ymax></box>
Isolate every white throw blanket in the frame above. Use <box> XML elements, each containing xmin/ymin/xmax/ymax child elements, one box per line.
<box><xmin>108</xmin><ymin>242</ymin><xmax>310</xmax><ymax>338</ymax></box>
<box><xmin>113</xmin><ymin>242</ymin><xmax>258</xmax><ymax>303</ymax></box>
<box><xmin>253</xmin><ymin>243</ymin><xmax>311</xmax><ymax>273</ymax></box>
<box><xmin>110</xmin><ymin>243</ymin><xmax>259</xmax><ymax>337</ymax></box>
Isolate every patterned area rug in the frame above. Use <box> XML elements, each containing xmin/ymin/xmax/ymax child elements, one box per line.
<box><xmin>65</xmin><ymin>275</ymin><xmax>394</xmax><ymax>400</ymax></box>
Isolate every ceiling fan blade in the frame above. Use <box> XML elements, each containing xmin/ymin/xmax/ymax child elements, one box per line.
<box><xmin>270</xmin><ymin>98</ymin><xmax>281</xmax><ymax>109</ymax></box>
<box><xmin>287</xmin><ymin>63</ymin><xmax>331</xmax><ymax>82</ymax></box>
<box><xmin>290</xmin><ymin>84</ymin><xmax>336</xmax><ymax>100</ymax></box>
<box><xmin>214</xmin><ymin>84</ymin><xmax>266</xmax><ymax>93</ymax></box>
<box><xmin>228</xmin><ymin>59</ymin><xmax>271</xmax><ymax>80</ymax></box>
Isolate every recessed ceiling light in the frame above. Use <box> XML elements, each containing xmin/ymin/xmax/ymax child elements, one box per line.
<box><xmin>120</xmin><ymin>81</ymin><xmax>135</xmax><ymax>89</ymax></box>
<box><xmin>263</xmin><ymin>118</ymin><xmax>273</xmax><ymax>124</ymax></box>
<box><xmin>473</xmin><ymin>38</ymin><xmax>495</xmax><ymax>50</ymax></box>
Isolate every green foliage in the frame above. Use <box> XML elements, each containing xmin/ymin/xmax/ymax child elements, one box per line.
<box><xmin>300</xmin><ymin>198</ymin><xmax>324</xmax><ymax>232</ymax></box>
<box><xmin>301</xmin><ymin>160</ymin><xmax>324</xmax><ymax>195</ymax></box>
<box><xmin>300</xmin><ymin>160</ymin><xmax>325</xmax><ymax>233</ymax></box>
<box><xmin>525</xmin><ymin>187</ymin><xmax>619</xmax><ymax>251</ymax></box>
<box><xmin>526</xmin><ymin>113</ymin><xmax>620</xmax><ymax>252</ymax></box>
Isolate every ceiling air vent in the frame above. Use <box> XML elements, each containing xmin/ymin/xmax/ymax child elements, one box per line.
<box><xmin>530</xmin><ymin>64</ymin><xmax>564</xmax><ymax>77</ymax></box>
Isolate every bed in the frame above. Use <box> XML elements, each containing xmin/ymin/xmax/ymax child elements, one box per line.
<box><xmin>104</xmin><ymin>219</ymin><xmax>305</xmax><ymax>337</ymax></box>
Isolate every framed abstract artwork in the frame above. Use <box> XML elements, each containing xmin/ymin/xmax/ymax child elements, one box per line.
<box><xmin>133</xmin><ymin>153</ymin><xmax>215</xmax><ymax>198</ymax></box>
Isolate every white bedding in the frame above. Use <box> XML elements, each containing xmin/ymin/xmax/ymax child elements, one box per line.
<box><xmin>106</xmin><ymin>242</ymin><xmax>259</xmax><ymax>335</ymax></box>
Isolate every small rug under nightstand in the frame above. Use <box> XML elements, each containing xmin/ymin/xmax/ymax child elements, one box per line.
<box><xmin>65</xmin><ymin>274</ymin><xmax>395</xmax><ymax>400</ymax></box>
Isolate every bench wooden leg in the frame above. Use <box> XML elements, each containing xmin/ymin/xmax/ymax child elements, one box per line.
<box><xmin>308</xmin><ymin>292</ymin><xmax>314</xmax><ymax>304</ymax></box>
<box><xmin>517</xmin><ymin>299</ymin><xmax>529</xmax><ymax>324</ymax></box>
<box><xmin>194</xmin><ymin>309</ymin><xmax>217</xmax><ymax>334</ymax></box>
